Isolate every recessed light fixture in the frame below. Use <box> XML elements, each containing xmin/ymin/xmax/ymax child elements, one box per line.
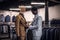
<box><xmin>19</xmin><ymin>6</ymin><xmax>32</xmax><ymax>8</ymax></box>
<box><xmin>31</xmin><ymin>2</ymin><xmax>45</xmax><ymax>5</ymax></box>
<box><xmin>9</xmin><ymin>8</ymin><xmax>21</xmax><ymax>10</ymax></box>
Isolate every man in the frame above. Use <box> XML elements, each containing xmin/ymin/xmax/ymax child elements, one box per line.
<box><xmin>15</xmin><ymin>7</ymin><xmax>27</xmax><ymax>40</ymax></box>
<box><xmin>27</xmin><ymin>7</ymin><xmax>42</xmax><ymax>40</ymax></box>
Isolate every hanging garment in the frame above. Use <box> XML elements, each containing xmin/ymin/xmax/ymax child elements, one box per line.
<box><xmin>49</xmin><ymin>28</ymin><xmax>55</xmax><ymax>40</ymax></box>
<box><xmin>3</xmin><ymin>25</ymin><xmax>8</xmax><ymax>33</ymax></box>
<box><xmin>41</xmin><ymin>28</ymin><xmax>60</xmax><ymax>40</ymax></box>
<box><xmin>41</xmin><ymin>28</ymin><xmax>47</xmax><ymax>40</ymax></box>
<box><xmin>12</xmin><ymin>16</ymin><xmax>16</xmax><ymax>22</ymax></box>
<box><xmin>0</xmin><ymin>26</ymin><xmax>3</xmax><ymax>33</ymax></box>
<box><xmin>5</xmin><ymin>15</ymin><xmax>10</xmax><ymax>22</ymax></box>
<box><xmin>46</xmin><ymin>28</ymin><xmax>51</xmax><ymax>40</ymax></box>
<box><xmin>58</xmin><ymin>28</ymin><xmax>60</xmax><ymax>40</ymax></box>
<box><xmin>54</xmin><ymin>28</ymin><xmax>60</xmax><ymax>40</ymax></box>
<box><xmin>0</xmin><ymin>14</ymin><xmax>5</xmax><ymax>22</ymax></box>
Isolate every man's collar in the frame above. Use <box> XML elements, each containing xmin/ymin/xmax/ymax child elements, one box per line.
<box><xmin>35</xmin><ymin>14</ymin><xmax>38</xmax><ymax>17</ymax></box>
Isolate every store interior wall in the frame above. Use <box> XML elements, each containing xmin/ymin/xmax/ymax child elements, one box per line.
<box><xmin>25</xmin><ymin>5</ymin><xmax>60</xmax><ymax>21</ymax></box>
<box><xmin>38</xmin><ymin>5</ymin><xmax>60</xmax><ymax>21</ymax></box>
<box><xmin>0</xmin><ymin>5</ymin><xmax>60</xmax><ymax>22</ymax></box>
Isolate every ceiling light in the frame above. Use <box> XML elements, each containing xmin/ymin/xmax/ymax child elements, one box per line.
<box><xmin>9</xmin><ymin>8</ymin><xmax>21</xmax><ymax>10</ymax></box>
<box><xmin>31</xmin><ymin>2</ymin><xmax>45</xmax><ymax>5</ymax></box>
<box><xmin>19</xmin><ymin>6</ymin><xmax>32</xmax><ymax>8</ymax></box>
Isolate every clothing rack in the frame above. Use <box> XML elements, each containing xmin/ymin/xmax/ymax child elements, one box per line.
<box><xmin>0</xmin><ymin>23</ymin><xmax>10</xmax><ymax>39</ymax></box>
<box><xmin>41</xmin><ymin>27</ymin><xmax>60</xmax><ymax>40</ymax></box>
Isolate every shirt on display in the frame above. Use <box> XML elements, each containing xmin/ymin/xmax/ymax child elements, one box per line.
<box><xmin>12</xmin><ymin>16</ymin><xmax>16</xmax><ymax>22</ymax></box>
<box><xmin>0</xmin><ymin>14</ymin><xmax>5</xmax><ymax>22</ymax></box>
<box><xmin>5</xmin><ymin>15</ymin><xmax>10</xmax><ymax>22</ymax></box>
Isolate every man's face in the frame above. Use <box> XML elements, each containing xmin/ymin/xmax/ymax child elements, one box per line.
<box><xmin>19</xmin><ymin>12</ymin><xmax>24</xmax><ymax>15</ymax></box>
<box><xmin>32</xmin><ymin>10</ymin><xmax>37</xmax><ymax>15</ymax></box>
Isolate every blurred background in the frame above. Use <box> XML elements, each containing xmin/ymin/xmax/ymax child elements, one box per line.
<box><xmin>0</xmin><ymin>0</ymin><xmax>60</xmax><ymax>40</ymax></box>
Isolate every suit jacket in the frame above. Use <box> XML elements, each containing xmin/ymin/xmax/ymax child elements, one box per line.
<box><xmin>30</xmin><ymin>14</ymin><xmax>42</xmax><ymax>37</ymax></box>
<box><xmin>15</xmin><ymin>14</ymin><xmax>27</xmax><ymax>37</ymax></box>
<box><xmin>41</xmin><ymin>28</ymin><xmax>47</xmax><ymax>40</ymax></box>
<box><xmin>5</xmin><ymin>15</ymin><xmax>10</xmax><ymax>22</ymax></box>
<box><xmin>0</xmin><ymin>14</ymin><xmax>5</xmax><ymax>22</ymax></box>
<box><xmin>12</xmin><ymin>16</ymin><xmax>16</xmax><ymax>22</ymax></box>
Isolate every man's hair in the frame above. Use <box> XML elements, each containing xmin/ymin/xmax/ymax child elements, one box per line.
<box><xmin>31</xmin><ymin>7</ymin><xmax>37</xmax><ymax>11</ymax></box>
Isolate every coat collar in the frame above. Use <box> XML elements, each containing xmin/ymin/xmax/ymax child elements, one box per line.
<box><xmin>33</xmin><ymin>14</ymin><xmax>38</xmax><ymax>20</ymax></box>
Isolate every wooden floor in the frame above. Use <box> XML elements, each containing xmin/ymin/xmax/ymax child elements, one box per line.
<box><xmin>1</xmin><ymin>38</ymin><xmax>10</xmax><ymax>40</ymax></box>
<box><xmin>0</xmin><ymin>25</ymin><xmax>60</xmax><ymax>40</ymax></box>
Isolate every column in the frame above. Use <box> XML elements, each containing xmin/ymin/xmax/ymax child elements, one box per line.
<box><xmin>45</xmin><ymin>0</ymin><xmax>49</xmax><ymax>26</ymax></box>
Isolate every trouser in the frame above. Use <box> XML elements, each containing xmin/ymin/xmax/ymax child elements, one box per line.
<box><xmin>17</xmin><ymin>36</ymin><xmax>25</xmax><ymax>40</ymax></box>
<box><xmin>17</xmin><ymin>36</ymin><xmax>20</xmax><ymax>40</ymax></box>
<box><xmin>33</xmin><ymin>36</ymin><xmax>40</xmax><ymax>40</ymax></box>
<box><xmin>26</xmin><ymin>28</ymin><xmax>41</xmax><ymax>40</ymax></box>
<box><xmin>26</xmin><ymin>29</ymin><xmax>33</xmax><ymax>40</ymax></box>
<box><xmin>26</xmin><ymin>29</ymin><xmax>29</xmax><ymax>40</ymax></box>
<box><xmin>21</xmin><ymin>36</ymin><xmax>25</xmax><ymax>40</ymax></box>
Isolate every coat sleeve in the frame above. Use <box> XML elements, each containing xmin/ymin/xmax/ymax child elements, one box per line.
<box><xmin>37</xmin><ymin>16</ymin><xmax>42</xmax><ymax>28</ymax></box>
<box><xmin>15</xmin><ymin>16</ymin><xmax>20</xmax><ymax>36</ymax></box>
<box><xmin>30</xmin><ymin>16</ymin><xmax>42</xmax><ymax>30</ymax></box>
<box><xmin>37</xmin><ymin>16</ymin><xmax>42</xmax><ymax>36</ymax></box>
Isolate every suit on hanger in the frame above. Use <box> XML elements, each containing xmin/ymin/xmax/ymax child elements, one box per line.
<box><xmin>41</xmin><ymin>28</ymin><xmax>47</xmax><ymax>40</ymax></box>
<box><xmin>0</xmin><ymin>14</ymin><xmax>5</xmax><ymax>22</ymax></box>
<box><xmin>54</xmin><ymin>28</ymin><xmax>59</xmax><ymax>40</ymax></box>
<box><xmin>12</xmin><ymin>16</ymin><xmax>16</xmax><ymax>22</ymax></box>
<box><xmin>5</xmin><ymin>15</ymin><xmax>10</xmax><ymax>22</ymax></box>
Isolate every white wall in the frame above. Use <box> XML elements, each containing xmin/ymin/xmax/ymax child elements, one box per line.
<box><xmin>24</xmin><ymin>11</ymin><xmax>34</xmax><ymax>21</ymax></box>
<box><xmin>49</xmin><ymin>5</ymin><xmax>60</xmax><ymax>20</ymax></box>
<box><xmin>24</xmin><ymin>5</ymin><xmax>60</xmax><ymax>21</ymax></box>
<box><xmin>38</xmin><ymin>5</ymin><xmax>60</xmax><ymax>21</ymax></box>
<box><xmin>38</xmin><ymin>8</ymin><xmax>45</xmax><ymax>21</ymax></box>
<box><xmin>0</xmin><ymin>5</ymin><xmax>60</xmax><ymax>21</ymax></box>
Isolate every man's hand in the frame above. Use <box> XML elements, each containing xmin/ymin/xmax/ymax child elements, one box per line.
<box><xmin>25</xmin><ymin>24</ymin><xmax>29</xmax><ymax>29</ymax></box>
<box><xmin>29</xmin><ymin>25</ymin><xmax>38</xmax><ymax>30</ymax></box>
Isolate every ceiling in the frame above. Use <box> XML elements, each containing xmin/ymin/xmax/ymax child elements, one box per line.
<box><xmin>0</xmin><ymin>0</ymin><xmax>60</xmax><ymax>10</ymax></box>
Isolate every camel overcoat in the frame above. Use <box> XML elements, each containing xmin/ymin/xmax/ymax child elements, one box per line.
<box><xmin>15</xmin><ymin>14</ymin><xmax>27</xmax><ymax>37</ymax></box>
